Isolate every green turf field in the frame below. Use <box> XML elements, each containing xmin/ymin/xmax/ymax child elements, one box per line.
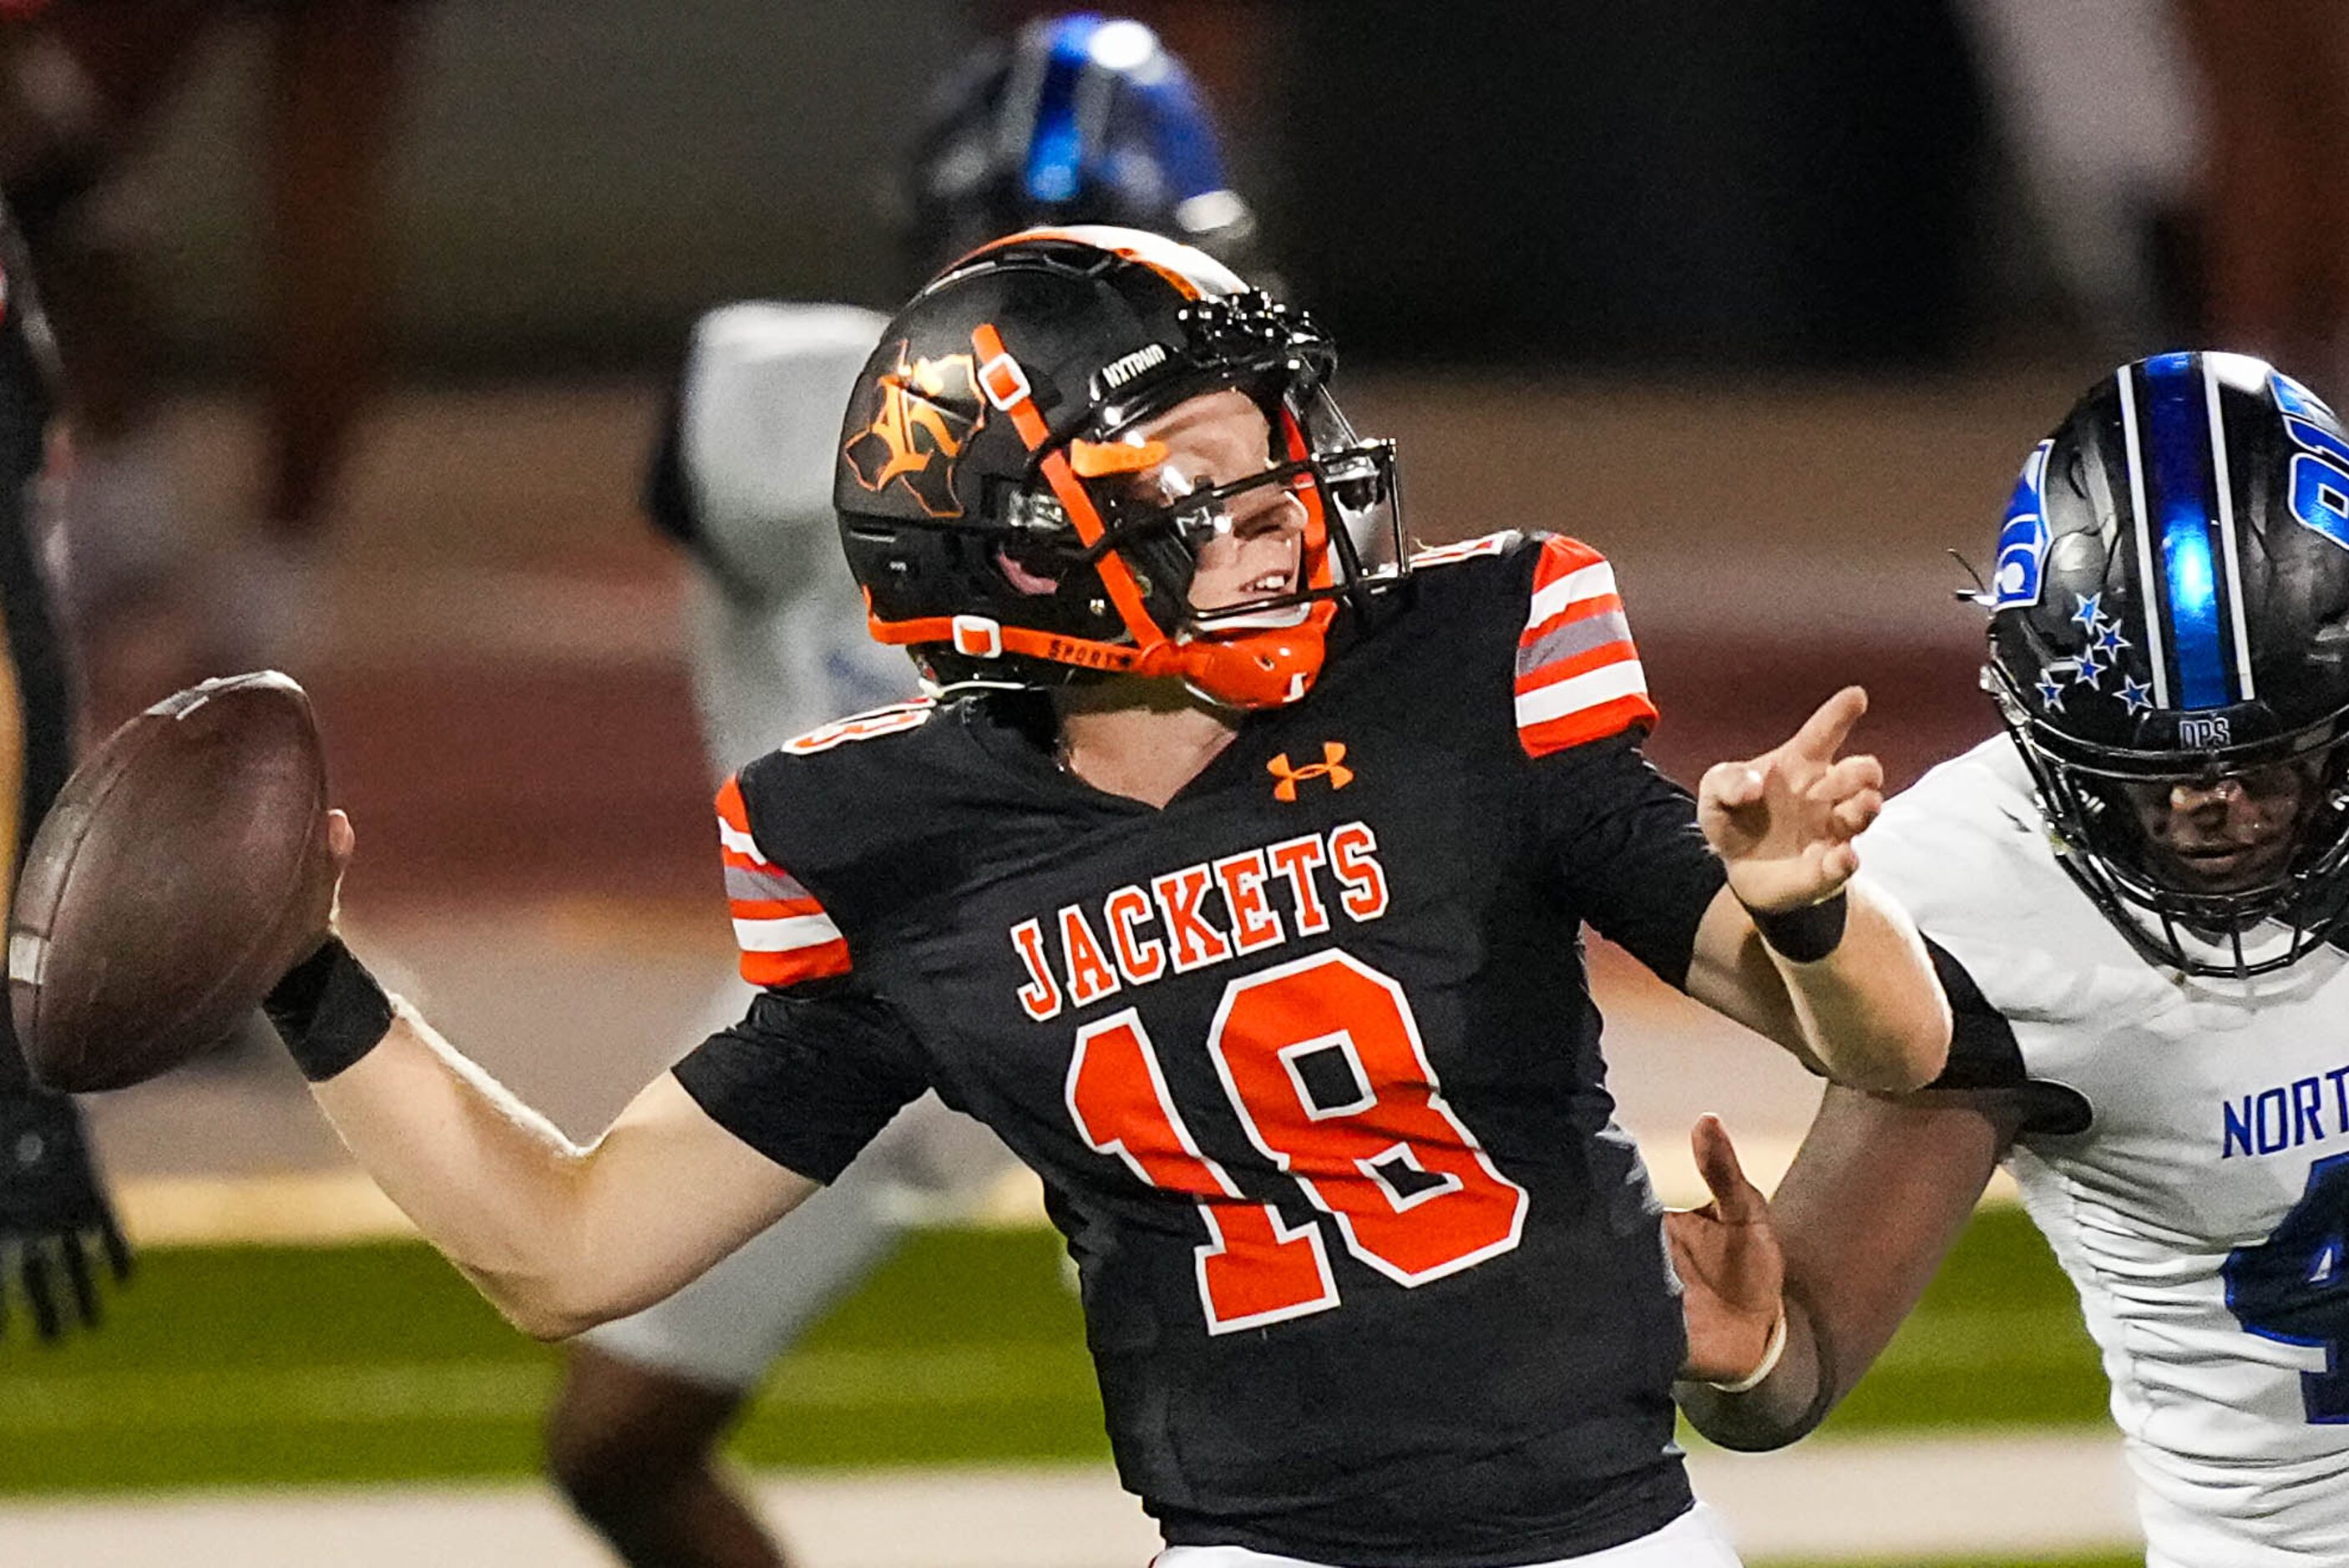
<box><xmin>0</xmin><ymin>1206</ymin><xmax>2108</xmax><ymax>1495</ymax></box>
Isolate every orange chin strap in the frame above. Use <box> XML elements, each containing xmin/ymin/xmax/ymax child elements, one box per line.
<box><xmin>858</xmin><ymin>321</ymin><xmax>1331</xmax><ymax>709</ymax></box>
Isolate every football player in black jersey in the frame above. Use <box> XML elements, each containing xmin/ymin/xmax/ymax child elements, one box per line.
<box><xmin>547</xmin><ymin>18</ymin><xmax>1270</xmax><ymax>1566</ymax></box>
<box><xmin>0</xmin><ymin>191</ymin><xmax>134</xmax><ymax>1342</ymax></box>
<box><xmin>260</xmin><ymin>227</ymin><xmax>1950</xmax><ymax>1566</ymax></box>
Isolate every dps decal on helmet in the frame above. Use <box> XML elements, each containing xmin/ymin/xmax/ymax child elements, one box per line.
<box><xmin>843</xmin><ymin>343</ymin><xmax>986</xmax><ymax>518</ymax></box>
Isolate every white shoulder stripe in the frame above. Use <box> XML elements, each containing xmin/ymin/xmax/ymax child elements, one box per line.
<box><xmin>733</xmin><ymin>912</ymin><xmax>844</xmax><ymax>953</ymax></box>
<box><xmin>1526</xmin><ymin>561</ymin><xmax>1617</xmax><ymax>630</ymax></box>
<box><xmin>717</xmin><ymin>819</ymin><xmax>770</xmax><ymax>865</ymax></box>
<box><xmin>1515</xmin><ymin>659</ymin><xmax>1648</xmax><ymax>729</ymax></box>
<box><xmin>1409</xmin><ymin>530</ymin><xmax>1515</xmax><ymax>567</ymax></box>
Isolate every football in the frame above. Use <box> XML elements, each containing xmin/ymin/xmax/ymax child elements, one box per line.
<box><xmin>8</xmin><ymin>671</ymin><xmax>337</xmax><ymax>1092</ymax></box>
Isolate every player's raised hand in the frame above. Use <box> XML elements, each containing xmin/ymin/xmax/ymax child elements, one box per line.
<box><xmin>1668</xmin><ymin>1114</ymin><xmax>1784</xmax><ymax>1384</ymax></box>
<box><xmin>1698</xmin><ymin>685</ymin><xmax>1884</xmax><ymax>914</ymax></box>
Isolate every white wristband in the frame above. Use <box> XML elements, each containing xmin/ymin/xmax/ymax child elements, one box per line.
<box><xmin>1706</xmin><ymin>1308</ymin><xmax>1788</xmax><ymax>1394</ymax></box>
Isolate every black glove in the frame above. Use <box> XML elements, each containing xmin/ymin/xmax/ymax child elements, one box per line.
<box><xmin>0</xmin><ymin>1085</ymin><xmax>132</xmax><ymax>1340</ymax></box>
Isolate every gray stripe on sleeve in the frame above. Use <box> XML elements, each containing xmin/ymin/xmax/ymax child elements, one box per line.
<box><xmin>1516</xmin><ymin>608</ymin><xmax>1631</xmax><ymax>677</ymax></box>
<box><xmin>726</xmin><ymin>865</ymin><xmax>812</xmax><ymax>903</ymax></box>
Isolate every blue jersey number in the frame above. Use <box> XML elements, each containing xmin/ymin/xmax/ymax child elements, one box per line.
<box><xmin>2223</xmin><ymin>1152</ymin><xmax>2349</xmax><ymax>1423</ymax></box>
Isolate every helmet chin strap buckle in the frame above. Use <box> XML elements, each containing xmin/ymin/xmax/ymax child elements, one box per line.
<box><xmin>951</xmin><ymin>615</ymin><xmax>1006</xmax><ymax>659</ymax></box>
<box><xmin>976</xmin><ymin>352</ymin><xmax>1031</xmax><ymax>412</ymax></box>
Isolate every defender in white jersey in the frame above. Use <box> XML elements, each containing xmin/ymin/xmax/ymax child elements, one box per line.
<box><xmin>1672</xmin><ymin>352</ymin><xmax>2349</xmax><ymax>1566</ymax></box>
<box><xmin>544</xmin><ymin>17</ymin><xmax>1272</xmax><ymax>1566</ymax></box>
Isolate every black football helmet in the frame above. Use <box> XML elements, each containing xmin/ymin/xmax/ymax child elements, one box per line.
<box><xmin>833</xmin><ymin>225</ymin><xmax>1401</xmax><ymax>709</ymax></box>
<box><xmin>899</xmin><ymin>14</ymin><xmax>1261</xmax><ymax>285</ymax></box>
<box><xmin>1983</xmin><ymin>350</ymin><xmax>2349</xmax><ymax>975</ymax></box>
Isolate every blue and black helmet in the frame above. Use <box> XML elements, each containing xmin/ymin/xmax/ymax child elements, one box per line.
<box><xmin>900</xmin><ymin>14</ymin><xmax>1258</xmax><ymax>283</ymax></box>
<box><xmin>1985</xmin><ymin>351</ymin><xmax>2349</xmax><ymax>973</ymax></box>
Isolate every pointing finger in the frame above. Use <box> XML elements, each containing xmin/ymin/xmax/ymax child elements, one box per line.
<box><xmin>1786</xmin><ymin>685</ymin><xmax>1868</xmax><ymax>763</ymax></box>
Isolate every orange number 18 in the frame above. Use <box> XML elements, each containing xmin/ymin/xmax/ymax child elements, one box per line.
<box><xmin>1066</xmin><ymin>950</ymin><xmax>1526</xmax><ymax>1333</ymax></box>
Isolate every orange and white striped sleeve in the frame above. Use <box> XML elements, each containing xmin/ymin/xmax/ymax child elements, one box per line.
<box><xmin>1513</xmin><ymin>535</ymin><xmax>1658</xmax><ymax>757</ymax></box>
<box><xmin>716</xmin><ymin>775</ymin><xmax>852</xmax><ymax>989</ymax></box>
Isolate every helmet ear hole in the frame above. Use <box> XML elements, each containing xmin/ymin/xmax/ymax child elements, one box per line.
<box><xmin>995</xmin><ymin>548</ymin><xmax>1061</xmax><ymax>598</ymax></box>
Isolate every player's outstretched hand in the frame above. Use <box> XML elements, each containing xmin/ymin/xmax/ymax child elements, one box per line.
<box><xmin>1668</xmin><ymin>1114</ymin><xmax>1784</xmax><ymax>1384</ymax></box>
<box><xmin>1698</xmin><ymin>685</ymin><xmax>1884</xmax><ymax>914</ymax></box>
<box><xmin>0</xmin><ymin>1084</ymin><xmax>133</xmax><ymax>1341</ymax></box>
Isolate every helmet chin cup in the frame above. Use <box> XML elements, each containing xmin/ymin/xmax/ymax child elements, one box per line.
<box><xmin>1143</xmin><ymin>609</ymin><xmax>1330</xmax><ymax>708</ymax></box>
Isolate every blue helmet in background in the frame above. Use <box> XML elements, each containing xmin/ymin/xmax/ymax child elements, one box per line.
<box><xmin>1983</xmin><ymin>351</ymin><xmax>2349</xmax><ymax>974</ymax></box>
<box><xmin>901</xmin><ymin>13</ymin><xmax>1261</xmax><ymax>284</ymax></box>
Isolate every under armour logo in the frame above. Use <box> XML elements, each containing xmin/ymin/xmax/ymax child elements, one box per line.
<box><xmin>1268</xmin><ymin>742</ymin><xmax>1354</xmax><ymax>802</ymax></box>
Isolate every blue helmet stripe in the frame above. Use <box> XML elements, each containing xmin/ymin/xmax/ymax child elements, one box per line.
<box><xmin>1023</xmin><ymin>17</ymin><xmax>1104</xmax><ymax>205</ymax></box>
<box><xmin>2143</xmin><ymin>352</ymin><xmax>2235</xmax><ymax>710</ymax></box>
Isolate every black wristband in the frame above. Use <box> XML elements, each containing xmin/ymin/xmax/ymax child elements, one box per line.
<box><xmin>1743</xmin><ymin>889</ymin><xmax>1849</xmax><ymax>964</ymax></box>
<box><xmin>263</xmin><ymin>937</ymin><xmax>395</xmax><ymax>1082</ymax></box>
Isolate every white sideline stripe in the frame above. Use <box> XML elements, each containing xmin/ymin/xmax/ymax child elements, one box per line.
<box><xmin>1514</xmin><ymin>658</ymin><xmax>1648</xmax><ymax>729</ymax></box>
<box><xmin>733</xmin><ymin>912</ymin><xmax>845</xmax><ymax>952</ymax></box>
<box><xmin>717</xmin><ymin>819</ymin><xmax>771</xmax><ymax>863</ymax></box>
<box><xmin>0</xmin><ymin>1439</ymin><xmax>2137</xmax><ymax>1566</ymax></box>
<box><xmin>109</xmin><ymin>1145</ymin><xmax>2016</xmax><ymax>1250</ymax></box>
<box><xmin>119</xmin><ymin>1171</ymin><xmax>418</xmax><ymax>1247</ymax></box>
<box><xmin>1525</xmin><ymin>559</ymin><xmax>1616</xmax><ymax>629</ymax></box>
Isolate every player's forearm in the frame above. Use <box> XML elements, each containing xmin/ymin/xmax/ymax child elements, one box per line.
<box><xmin>1675</xmin><ymin>1292</ymin><xmax>1831</xmax><ymax>1450</ymax></box>
<box><xmin>309</xmin><ymin>1007</ymin><xmax>614</xmax><ymax>1338</ymax></box>
<box><xmin>1768</xmin><ymin>879</ymin><xmax>1951</xmax><ymax>1093</ymax></box>
<box><xmin>306</xmin><ymin>990</ymin><xmax>818</xmax><ymax>1340</ymax></box>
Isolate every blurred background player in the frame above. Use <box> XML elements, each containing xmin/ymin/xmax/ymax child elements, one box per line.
<box><xmin>0</xmin><ymin>0</ymin><xmax>418</xmax><ymax>711</ymax></box>
<box><xmin>541</xmin><ymin>17</ymin><xmax>1268</xmax><ymax>1565</ymax></box>
<box><xmin>0</xmin><ymin>186</ymin><xmax>132</xmax><ymax>1341</ymax></box>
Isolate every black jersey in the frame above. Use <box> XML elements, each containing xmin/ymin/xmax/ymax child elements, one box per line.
<box><xmin>0</xmin><ymin>199</ymin><xmax>67</xmax><ymax>1093</ymax></box>
<box><xmin>676</xmin><ymin>532</ymin><xmax>1729</xmax><ymax>1565</ymax></box>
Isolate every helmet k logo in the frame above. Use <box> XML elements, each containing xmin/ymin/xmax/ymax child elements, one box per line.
<box><xmin>1268</xmin><ymin>742</ymin><xmax>1353</xmax><ymax>802</ymax></box>
<box><xmin>843</xmin><ymin>342</ymin><xmax>985</xmax><ymax>518</ymax></box>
